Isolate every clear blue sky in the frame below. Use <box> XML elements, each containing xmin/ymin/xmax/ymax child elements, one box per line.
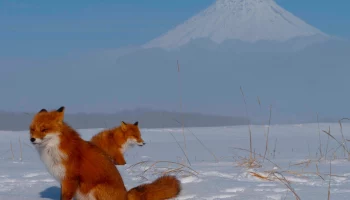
<box><xmin>1</xmin><ymin>0</ymin><xmax>350</xmax><ymax>59</ymax></box>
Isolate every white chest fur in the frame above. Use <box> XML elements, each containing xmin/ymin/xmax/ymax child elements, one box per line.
<box><xmin>75</xmin><ymin>189</ymin><xmax>96</xmax><ymax>200</ymax></box>
<box><xmin>36</xmin><ymin>133</ymin><xmax>67</xmax><ymax>182</ymax></box>
<box><xmin>120</xmin><ymin>138</ymin><xmax>137</xmax><ymax>154</ymax></box>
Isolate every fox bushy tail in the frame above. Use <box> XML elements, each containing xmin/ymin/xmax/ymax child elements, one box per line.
<box><xmin>127</xmin><ymin>175</ymin><xmax>181</xmax><ymax>200</ymax></box>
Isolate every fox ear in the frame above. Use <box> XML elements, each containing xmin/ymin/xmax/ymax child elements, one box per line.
<box><xmin>39</xmin><ymin>109</ymin><xmax>47</xmax><ymax>113</ymax></box>
<box><xmin>56</xmin><ymin>106</ymin><xmax>65</xmax><ymax>121</ymax></box>
<box><xmin>134</xmin><ymin>121</ymin><xmax>138</xmax><ymax>126</ymax></box>
<box><xmin>57</xmin><ymin>106</ymin><xmax>65</xmax><ymax>113</ymax></box>
<box><xmin>121</xmin><ymin>121</ymin><xmax>127</xmax><ymax>131</ymax></box>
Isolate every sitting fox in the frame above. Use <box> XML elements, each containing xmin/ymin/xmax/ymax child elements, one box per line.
<box><xmin>29</xmin><ymin>106</ymin><xmax>181</xmax><ymax>200</ymax></box>
<box><xmin>90</xmin><ymin>121</ymin><xmax>145</xmax><ymax>165</ymax></box>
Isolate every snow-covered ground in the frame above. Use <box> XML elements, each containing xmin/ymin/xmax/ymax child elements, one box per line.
<box><xmin>1</xmin><ymin>123</ymin><xmax>350</xmax><ymax>199</ymax></box>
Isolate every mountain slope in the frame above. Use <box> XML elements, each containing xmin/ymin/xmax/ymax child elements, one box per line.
<box><xmin>143</xmin><ymin>0</ymin><xmax>327</xmax><ymax>49</ymax></box>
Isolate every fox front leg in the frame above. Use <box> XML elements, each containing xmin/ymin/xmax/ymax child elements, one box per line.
<box><xmin>60</xmin><ymin>179</ymin><xmax>78</xmax><ymax>200</ymax></box>
<box><xmin>114</xmin><ymin>152</ymin><xmax>126</xmax><ymax>165</ymax></box>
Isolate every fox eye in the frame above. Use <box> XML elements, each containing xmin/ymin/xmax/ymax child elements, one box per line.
<box><xmin>40</xmin><ymin>128</ymin><xmax>48</xmax><ymax>132</ymax></box>
<box><xmin>30</xmin><ymin>128</ymin><xmax>34</xmax><ymax>132</ymax></box>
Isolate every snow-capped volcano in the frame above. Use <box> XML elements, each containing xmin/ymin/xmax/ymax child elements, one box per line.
<box><xmin>143</xmin><ymin>0</ymin><xmax>327</xmax><ymax>49</ymax></box>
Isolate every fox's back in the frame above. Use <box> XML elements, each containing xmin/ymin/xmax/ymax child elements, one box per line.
<box><xmin>77</xmin><ymin>141</ymin><xmax>125</xmax><ymax>184</ymax></box>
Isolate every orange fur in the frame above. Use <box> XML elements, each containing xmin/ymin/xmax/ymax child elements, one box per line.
<box><xmin>90</xmin><ymin>121</ymin><xmax>145</xmax><ymax>165</ymax></box>
<box><xmin>29</xmin><ymin>107</ymin><xmax>181</xmax><ymax>200</ymax></box>
<box><xmin>127</xmin><ymin>176</ymin><xmax>181</xmax><ymax>200</ymax></box>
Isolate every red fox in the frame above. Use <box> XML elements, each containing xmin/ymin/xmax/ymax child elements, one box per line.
<box><xmin>29</xmin><ymin>106</ymin><xmax>181</xmax><ymax>200</ymax></box>
<box><xmin>90</xmin><ymin>121</ymin><xmax>145</xmax><ymax>165</ymax></box>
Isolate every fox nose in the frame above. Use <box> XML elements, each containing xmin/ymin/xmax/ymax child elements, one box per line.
<box><xmin>30</xmin><ymin>138</ymin><xmax>36</xmax><ymax>143</ymax></box>
<box><xmin>138</xmin><ymin>142</ymin><xmax>146</xmax><ymax>146</ymax></box>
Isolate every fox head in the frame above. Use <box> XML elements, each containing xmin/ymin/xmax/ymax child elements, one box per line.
<box><xmin>29</xmin><ymin>106</ymin><xmax>65</xmax><ymax>146</ymax></box>
<box><xmin>120</xmin><ymin>121</ymin><xmax>145</xmax><ymax>146</ymax></box>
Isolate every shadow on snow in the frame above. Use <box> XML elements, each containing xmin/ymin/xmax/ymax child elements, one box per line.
<box><xmin>40</xmin><ymin>186</ymin><xmax>60</xmax><ymax>200</ymax></box>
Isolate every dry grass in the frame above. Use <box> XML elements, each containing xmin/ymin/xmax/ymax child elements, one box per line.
<box><xmin>177</xmin><ymin>60</ymin><xmax>186</xmax><ymax>150</ymax></box>
<box><xmin>272</xmin><ymin>138</ymin><xmax>278</xmax><ymax>159</ymax></box>
<box><xmin>240</xmin><ymin>86</ymin><xmax>253</xmax><ymax>163</ymax></box>
<box><xmin>10</xmin><ymin>141</ymin><xmax>14</xmax><ymax>161</ymax></box>
<box><xmin>328</xmin><ymin>160</ymin><xmax>332</xmax><ymax>200</ymax></box>
<box><xmin>127</xmin><ymin>82</ymin><xmax>350</xmax><ymax>199</ymax></box>
<box><xmin>271</xmin><ymin>172</ymin><xmax>301</xmax><ymax>200</ymax></box>
<box><xmin>176</xmin><ymin>60</ymin><xmax>189</xmax><ymax>167</ymax></box>
<box><xmin>127</xmin><ymin>160</ymin><xmax>199</xmax><ymax>180</ymax></box>
<box><xmin>2</xmin><ymin>138</ymin><xmax>26</xmax><ymax>161</ymax></box>
<box><xmin>289</xmin><ymin>158</ymin><xmax>322</xmax><ymax>168</ymax></box>
<box><xmin>322</xmin><ymin>125</ymin><xmax>350</xmax><ymax>160</ymax></box>
<box><xmin>168</xmin><ymin>131</ymin><xmax>191</xmax><ymax>166</ymax></box>
<box><xmin>317</xmin><ymin>113</ymin><xmax>323</xmax><ymax>158</ymax></box>
<box><xmin>248</xmin><ymin>165</ymin><xmax>346</xmax><ymax>200</ymax></box>
<box><xmin>338</xmin><ymin>118</ymin><xmax>350</xmax><ymax>159</ymax></box>
<box><xmin>19</xmin><ymin>137</ymin><xmax>23</xmax><ymax>161</ymax></box>
<box><xmin>237</xmin><ymin>157</ymin><xmax>262</xmax><ymax>168</ymax></box>
<box><xmin>257</xmin><ymin>96</ymin><xmax>261</xmax><ymax>109</ymax></box>
<box><xmin>232</xmin><ymin>147</ymin><xmax>280</xmax><ymax>169</ymax></box>
<box><xmin>249</xmin><ymin>171</ymin><xmax>300</xmax><ymax>200</ymax></box>
<box><xmin>172</xmin><ymin>118</ymin><xmax>219</xmax><ymax>163</ymax></box>
<box><xmin>263</xmin><ymin>105</ymin><xmax>272</xmax><ymax>162</ymax></box>
<box><xmin>230</xmin><ymin>98</ymin><xmax>350</xmax><ymax>199</ymax></box>
<box><xmin>249</xmin><ymin>171</ymin><xmax>273</xmax><ymax>181</ymax></box>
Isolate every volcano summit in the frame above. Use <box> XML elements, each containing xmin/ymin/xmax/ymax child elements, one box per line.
<box><xmin>143</xmin><ymin>0</ymin><xmax>327</xmax><ymax>49</ymax></box>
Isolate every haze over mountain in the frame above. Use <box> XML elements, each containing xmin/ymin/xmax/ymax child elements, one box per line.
<box><xmin>108</xmin><ymin>0</ymin><xmax>349</xmax><ymax>124</ymax></box>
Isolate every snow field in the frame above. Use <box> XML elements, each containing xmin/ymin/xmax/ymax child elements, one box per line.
<box><xmin>1</xmin><ymin>123</ymin><xmax>350</xmax><ymax>199</ymax></box>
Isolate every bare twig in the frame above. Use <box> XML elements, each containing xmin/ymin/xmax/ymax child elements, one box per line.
<box><xmin>322</xmin><ymin>127</ymin><xmax>349</xmax><ymax>156</ymax></box>
<box><xmin>339</xmin><ymin>119</ymin><xmax>350</xmax><ymax>159</ymax></box>
<box><xmin>240</xmin><ymin>86</ymin><xmax>253</xmax><ymax>161</ymax></box>
<box><xmin>317</xmin><ymin>113</ymin><xmax>323</xmax><ymax>158</ymax></box>
<box><xmin>10</xmin><ymin>141</ymin><xmax>14</xmax><ymax>161</ymax></box>
<box><xmin>273</xmin><ymin>138</ymin><xmax>278</xmax><ymax>159</ymax></box>
<box><xmin>177</xmin><ymin>61</ymin><xmax>186</xmax><ymax>147</ymax></box>
<box><xmin>168</xmin><ymin>132</ymin><xmax>191</xmax><ymax>166</ymax></box>
<box><xmin>316</xmin><ymin>164</ymin><xmax>325</xmax><ymax>181</ymax></box>
<box><xmin>172</xmin><ymin>118</ymin><xmax>219</xmax><ymax>162</ymax></box>
<box><xmin>19</xmin><ymin>137</ymin><xmax>23</xmax><ymax>161</ymax></box>
<box><xmin>176</xmin><ymin>60</ymin><xmax>187</xmax><ymax>163</ymax></box>
<box><xmin>289</xmin><ymin>159</ymin><xmax>313</xmax><ymax>168</ymax></box>
<box><xmin>328</xmin><ymin>160</ymin><xmax>332</xmax><ymax>200</ymax></box>
<box><xmin>324</xmin><ymin>126</ymin><xmax>331</xmax><ymax>159</ymax></box>
<box><xmin>263</xmin><ymin>105</ymin><xmax>272</xmax><ymax>162</ymax></box>
<box><xmin>271</xmin><ymin>172</ymin><xmax>301</xmax><ymax>200</ymax></box>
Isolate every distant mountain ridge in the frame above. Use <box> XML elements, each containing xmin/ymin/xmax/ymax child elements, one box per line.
<box><xmin>0</xmin><ymin>107</ymin><xmax>344</xmax><ymax>132</ymax></box>
<box><xmin>0</xmin><ymin>109</ymin><xmax>249</xmax><ymax>131</ymax></box>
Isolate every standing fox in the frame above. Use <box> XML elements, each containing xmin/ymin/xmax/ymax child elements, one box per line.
<box><xmin>90</xmin><ymin>121</ymin><xmax>144</xmax><ymax>165</ymax></box>
<box><xmin>29</xmin><ymin>106</ymin><xmax>181</xmax><ymax>200</ymax></box>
